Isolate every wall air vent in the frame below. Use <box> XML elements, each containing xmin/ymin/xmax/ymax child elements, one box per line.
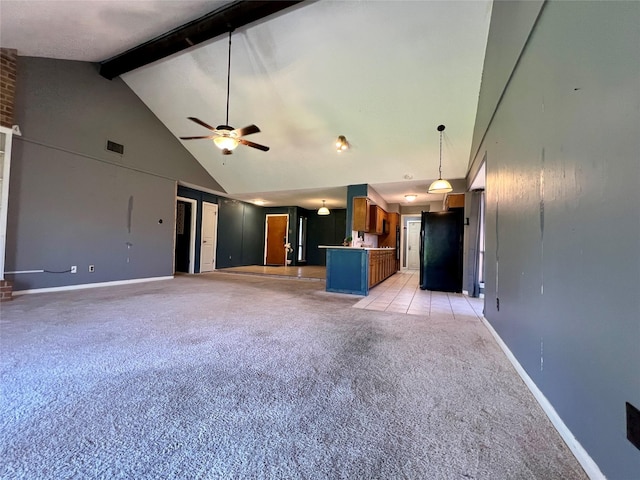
<box><xmin>106</xmin><ymin>140</ymin><xmax>124</xmax><ymax>155</ymax></box>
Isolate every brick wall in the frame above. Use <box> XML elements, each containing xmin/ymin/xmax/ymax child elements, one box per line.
<box><xmin>0</xmin><ymin>280</ymin><xmax>13</xmax><ymax>302</ymax></box>
<box><xmin>0</xmin><ymin>48</ymin><xmax>17</xmax><ymax>128</ymax></box>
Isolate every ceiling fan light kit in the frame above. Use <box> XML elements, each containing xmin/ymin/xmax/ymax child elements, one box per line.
<box><xmin>428</xmin><ymin>124</ymin><xmax>453</xmax><ymax>194</ymax></box>
<box><xmin>213</xmin><ymin>135</ymin><xmax>239</xmax><ymax>151</ymax></box>
<box><xmin>179</xmin><ymin>30</ymin><xmax>269</xmax><ymax>155</ymax></box>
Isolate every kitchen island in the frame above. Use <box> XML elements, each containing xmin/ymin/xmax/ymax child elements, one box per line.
<box><xmin>319</xmin><ymin>246</ymin><xmax>398</xmax><ymax>295</ymax></box>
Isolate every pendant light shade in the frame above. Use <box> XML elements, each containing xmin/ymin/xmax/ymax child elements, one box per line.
<box><xmin>318</xmin><ymin>200</ymin><xmax>330</xmax><ymax>216</ymax></box>
<box><xmin>427</xmin><ymin>179</ymin><xmax>453</xmax><ymax>194</ymax></box>
<box><xmin>428</xmin><ymin>124</ymin><xmax>453</xmax><ymax>194</ymax></box>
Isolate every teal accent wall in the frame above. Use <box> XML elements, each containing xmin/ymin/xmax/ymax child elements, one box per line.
<box><xmin>346</xmin><ymin>184</ymin><xmax>368</xmax><ymax>236</ymax></box>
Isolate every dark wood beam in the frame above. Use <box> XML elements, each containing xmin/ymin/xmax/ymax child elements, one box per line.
<box><xmin>99</xmin><ymin>0</ymin><xmax>305</xmax><ymax>80</ymax></box>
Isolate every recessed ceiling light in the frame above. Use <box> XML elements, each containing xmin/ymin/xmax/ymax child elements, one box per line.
<box><xmin>254</xmin><ymin>200</ymin><xmax>265</xmax><ymax>205</ymax></box>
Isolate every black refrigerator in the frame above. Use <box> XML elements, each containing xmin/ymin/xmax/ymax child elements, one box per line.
<box><xmin>419</xmin><ymin>209</ymin><xmax>464</xmax><ymax>292</ymax></box>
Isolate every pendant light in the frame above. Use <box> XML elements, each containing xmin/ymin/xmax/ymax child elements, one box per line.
<box><xmin>318</xmin><ymin>200</ymin><xmax>330</xmax><ymax>216</ymax></box>
<box><xmin>428</xmin><ymin>124</ymin><xmax>453</xmax><ymax>194</ymax></box>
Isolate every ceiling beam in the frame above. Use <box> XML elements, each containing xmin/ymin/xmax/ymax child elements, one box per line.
<box><xmin>99</xmin><ymin>0</ymin><xmax>305</xmax><ymax>80</ymax></box>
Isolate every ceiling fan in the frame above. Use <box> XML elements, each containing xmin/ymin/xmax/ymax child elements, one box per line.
<box><xmin>179</xmin><ymin>30</ymin><xmax>269</xmax><ymax>155</ymax></box>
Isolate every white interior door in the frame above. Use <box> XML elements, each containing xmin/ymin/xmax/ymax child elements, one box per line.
<box><xmin>407</xmin><ymin>220</ymin><xmax>421</xmax><ymax>270</ymax></box>
<box><xmin>200</xmin><ymin>202</ymin><xmax>218</xmax><ymax>272</ymax></box>
<box><xmin>0</xmin><ymin>127</ymin><xmax>14</xmax><ymax>280</ymax></box>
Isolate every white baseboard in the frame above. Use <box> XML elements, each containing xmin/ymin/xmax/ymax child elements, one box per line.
<box><xmin>480</xmin><ymin>317</ymin><xmax>606</xmax><ymax>480</ymax></box>
<box><xmin>13</xmin><ymin>276</ymin><xmax>174</xmax><ymax>296</ymax></box>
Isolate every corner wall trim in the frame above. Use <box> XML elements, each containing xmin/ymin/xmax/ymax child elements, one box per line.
<box><xmin>13</xmin><ymin>276</ymin><xmax>174</xmax><ymax>296</ymax></box>
<box><xmin>480</xmin><ymin>317</ymin><xmax>606</xmax><ymax>480</ymax></box>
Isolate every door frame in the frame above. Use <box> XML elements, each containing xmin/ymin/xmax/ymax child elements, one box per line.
<box><xmin>406</xmin><ymin>219</ymin><xmax>421</xmax><ymax>270</ymax></box>
<box><xmin>400</xmin><ymin>214</ymin><xmax>421</xmax><ymax>271</ymax></box>
<box><xmin>175</xmin><ymin>196</ymin><xmax>197</xmax><ymax>274</ymax></box>
<box><xmin>264</xmin><ymin>214</ymin><xmax>289</xmax><ymax>265</ymax></box>
<box><xmin>200</xmin><ymin>201</ymin><xmax>218</xmax><ymax>273</ymax></box>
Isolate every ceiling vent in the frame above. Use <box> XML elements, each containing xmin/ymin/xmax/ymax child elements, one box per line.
<box><xmin>106</xmin><ymin>140</ymin><xmax>124</xmax><ymax>155</ymax></box>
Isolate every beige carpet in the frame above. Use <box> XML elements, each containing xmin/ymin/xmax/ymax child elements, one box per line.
<box><xmin>0</xmin><ymin>273</ymin><xmax>587</xmax><ymax>479</ymax></box>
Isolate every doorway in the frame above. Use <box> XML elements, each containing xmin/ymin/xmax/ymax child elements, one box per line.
<box><xmin>264</xmin><ymin>214</ymin><xmax>288</xmax><ymax>265</ymax></box>
<box><xmin>200</xmin><ymin>202</ymin><xmax>218</xmax><ymax>272</ymax></box>
<box><xmin>175</xmin><ymin>197</ymin><xmax>197</xmax><ymax>274</ymax></box>
<box><xmin>407</xmin><ymin>220</ymin><xmax>421</xmax><ymax>270</ymax></box>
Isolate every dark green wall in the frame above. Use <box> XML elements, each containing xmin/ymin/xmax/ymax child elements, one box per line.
<box><xmin>176</xmin><ymin>188</ymin><xmax>346</xmax><ymax>269</ymax></box>
<box><xmin>178</xmin><ymin>186</ymin><xmax>265</xmax><ymax>270</ymax></box>
<box><xmin>306</xmin><ymin>209</ymin><xmax>347</xmax><ymax>266</ymax></box>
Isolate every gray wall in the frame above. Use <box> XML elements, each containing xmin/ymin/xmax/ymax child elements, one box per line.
<box><xmin>472</xmin><ymin>1</ymin><xmax>640</xmax><ymax>478</ymax></box>
<box><xmin>7</xmin><ymin>57</ymin><xmax>223</xmax><ymax>290</ymax></box>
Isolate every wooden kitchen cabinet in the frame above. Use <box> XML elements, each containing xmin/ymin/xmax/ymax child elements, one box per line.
<box><xmin>369</xmin><ymin>205</ymin><xmax>385</xmax><ymax>234</ymax></box>
<box><xmin>352</xmin><ymin>197</ymin><xmax>371</xmax><ymax>232</ymax></box>
<box><xmin>368</xmin><ymin>249</ymin><xmax>397</xmax><ymax>288</ymax></box>
<box><xmin>353</xmin><ymin>198</ymin><xmax>390</xmax><ymax>235</ymax></box>
<box><xmin>444</xmin><ymin>193</ymin><xmax>465</xmax><ymax>210</ymax></box>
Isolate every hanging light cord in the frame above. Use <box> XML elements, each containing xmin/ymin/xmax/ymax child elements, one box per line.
<box><xmin>438</xmin><ymin>129</ymin><xmax>443</xmax><ymax>179</ymax></box>
<box><xmin>225</xmin><ymin>29</ymin><xmax>233</xmax><ymax>126</ymax></box>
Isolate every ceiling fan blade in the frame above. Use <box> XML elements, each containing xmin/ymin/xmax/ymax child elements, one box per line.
<box><xmin>239</xmin><ymin>138</ymin><xmax>270</xmax><ymax>152</ymax></box>
<box><xmin>179</xmin><ymin>135</ymin><xmax>216</xmax><ymax>140</ymax></box>
<box><xmin>188</xmin><ymin>117</ymin><xmax>217</xmax><ymax>132</ymax></box>
<box><xmin>235</xmin><ymin>124</ymin><xmax>260</xmax><ymax>137</ymax></box>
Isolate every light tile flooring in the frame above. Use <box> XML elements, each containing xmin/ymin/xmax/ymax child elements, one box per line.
<box><xmin>217</xmin><ymin>266</ymin><xmax>485</xmax><ymax>319</ymax></box>
<box><xmin>354</xmin><ymin>270</ymin><xmax>485</xmax><ymax>319</ymax></box>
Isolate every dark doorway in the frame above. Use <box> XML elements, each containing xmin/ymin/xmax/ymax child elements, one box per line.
<box><xmin>420</xmin><ymin>209</ymin><xmax>464</xmax><ymax>292</ymax></box>
<box><xmin>175</xmin><ymin>200</ymin><xmax>192</xmax><ymax>273</ymax></box>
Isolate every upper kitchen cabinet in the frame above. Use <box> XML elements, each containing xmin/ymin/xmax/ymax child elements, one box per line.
<box><xmin>353</xmin><ymin>197</ymin><xmax>391</xmax><ymax>236</ymax></box>
<box><xmin>370</xmin><ymin>204</ymin><xmax>385</xmax><ymax>235</ymax></box>
<box><xmin>444</xmin><ymin>193</ymin><xmax>465</xmax><ymax>210</ymax></box>
<box><xmin>352</xmin><ymin>197</ymin><xmax>371</xmax><ymax>232</ymax></box>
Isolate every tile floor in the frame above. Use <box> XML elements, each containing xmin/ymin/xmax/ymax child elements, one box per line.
<box><xmin>217</xmin><ymin>266</ymin><xmax>485</xmax><ymax>319</ymax></box>
<box><xmin>354</xmin><ymin>270</ymin><xmax>485</xmax><ymax>318</ymax></box>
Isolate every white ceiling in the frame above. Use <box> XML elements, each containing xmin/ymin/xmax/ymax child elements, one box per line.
<box><xmin>0</xmin><ymin>0</ymin><xmax>492</xmax><ymax>210</ymax></box>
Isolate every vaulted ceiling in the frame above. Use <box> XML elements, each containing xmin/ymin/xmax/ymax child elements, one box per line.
<box><xmin>0</xmin><ymin>0</ymin><xmax>492</xmax><ymax>210</ymax></box>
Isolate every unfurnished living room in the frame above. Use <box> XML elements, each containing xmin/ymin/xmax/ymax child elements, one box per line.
<box><xmin>0</xmin><ymin>1</ymin><xmax>638</xmax><ymax>479</ymax></box>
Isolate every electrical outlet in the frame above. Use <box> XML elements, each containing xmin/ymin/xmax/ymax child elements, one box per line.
<box><xmin>88</xmin><ymin>265</ymin><xmax>95</xmax><ymax>273</ymax></box>
<box><xmin>70</xmin><ymin>266</ymin><xmax>77</xmax><ymax>274</ymax></box>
